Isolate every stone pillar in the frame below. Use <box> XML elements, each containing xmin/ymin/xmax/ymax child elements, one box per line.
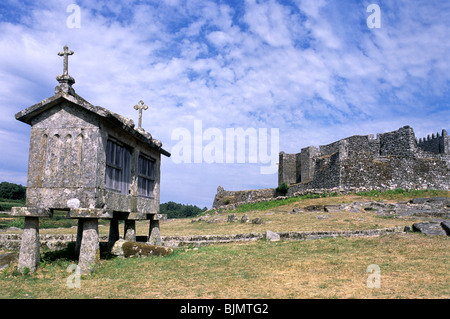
<box><xmin>108</xmin><ymin>217</ymin><xmax>120</xmax><ymax>250</ymax></box>
<box><xmin>124</xmin><ymin>220</ymin><xmax>136</xmax><ymax>241</ymax></box>
<box><xmin>75</xmin><ymin>218</ymin><xmax>84</xmax><ymax>257</ymax></box>
<box><xmin>148</xmin><ymin>219</ymin><xmax>161</xmax><ymax>245</ymax></box>
<box><xmin>18</xmin><ymin>217</ymin><xmax>40</xmax><ymax>273</ymax></box>
<box><xmin>78</xmin><ymin>219</ymin><xmax>100</xmax><ymax>274</ymax></box>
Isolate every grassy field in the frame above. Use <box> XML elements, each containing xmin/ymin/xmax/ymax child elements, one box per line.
<box><xmin>0</xmin><ymin>190</ymin><xmax>449</xmax><ymax>299</ymax></box>
<box><xmin>1</xmin><ymin>234</ymin><xmax>448</xmax><ymax>299</ymax></box>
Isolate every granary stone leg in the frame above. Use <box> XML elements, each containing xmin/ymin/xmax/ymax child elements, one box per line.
<box><xmin>78</xmin><ymin>218</ymin><xmax>100</xmax><ymax>274</ymax></box>
<box><xmin>148</xmin><ymin>219</ymin><xmax>161</xmax><ymax>245</ymax></box>
<box><xmin>108</xmin><ymin>217</ymin><xmax>120</xmax><ymax>250</ymax></box>
<box><xmin>18</xmin><ymin>217</ymin><xmax>40</xmax><ymax>273</ymax></box>
<box><xmin>124</xmin><ymin>220</ymin><xmax>136</xmax><ymax>241</ymax></box>
<box><xmin>75</xmin><ymin>218</ymin><xmax>84</xmax><ymax>256</ymax></box>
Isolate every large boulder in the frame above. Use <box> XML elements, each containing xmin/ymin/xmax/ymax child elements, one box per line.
<box><xmin>265</xmin><ymin>230</ymin><xmax>280</xmax><ymax>242</ymax></box>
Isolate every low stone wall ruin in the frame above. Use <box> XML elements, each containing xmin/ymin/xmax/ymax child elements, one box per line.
<box><xmin>0</xmin><ymin>226</ymin><xmax>407</xmax><ymax>251</ymax></box>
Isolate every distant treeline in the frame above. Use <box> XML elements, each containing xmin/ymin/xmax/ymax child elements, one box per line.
<box><xmin>160</xmin><ymin>201</ymin><xmax>207</xmax><ymax>219</ymax></box>
<box><xmin>0</xmin><ymin>181</ymin><xmax>26</xmax><ymax>201</ymax></box>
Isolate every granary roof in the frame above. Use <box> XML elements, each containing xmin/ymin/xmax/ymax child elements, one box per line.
<box><xmin>15</xmin><ymin>45</ymin><xmax>170</xmax><ymax>157</ymax></box>
<box><xmin>15</xmin><ymin>91</ymin><xmax>171</xmax><ymax>157</ymax></box>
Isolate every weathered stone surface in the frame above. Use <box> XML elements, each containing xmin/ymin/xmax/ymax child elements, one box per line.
<box><xmin>304</xmin><ymin>205</ymin><xmax>325</xmax><ymax>212</ymax></box>
<box><xmin>68</xmin><ymin>208</ymin><xmax>113</xmax><ymax>219</ymax></box>
<box><xmin>241</xmin><ymin>214</ymin><xmax>250</xmax><ymax>223</ymax></box>
<box><xmin>10</xmin><ymin>207</ymin><xmax>52</xmax><ymax>218</ymax></box>
<box><xmin>18</xmin><ymin>217</ymin><xmax>40</xmax><ymax>273</ymax></box>
<box><xmin>412</xmin><ymin>222</ymin><xmax>447</xmax><ymax>236</ymax></box>
<box><xmin>265</xmin><ymin>230</ymin><xmax>280</xmax><ymax>241</ymax></box>
<box><xmin>110</xmin><ymin>239</ymin><xmax>127</xmax><ymax>257</ymax></box>
<box><xmin>227</xmin><ymin>214</ymin><xmax>238</xmax><ymax>223</ymax></box>
<box><xmin>148</xmin><ymin>219</ymin><xmax>161</xmax><ymax>245</ymax></box>
<box><xmin>280</xmin><ymin>126</ymin><xmax>450</xmax><ymax>192</ymax></box>
<box><xmin>439</xmin><ymin>221</ymin><xmax>450</xmax><ymax>235</ymax></box>
<box><xmin>78</xmin><ymin>219</ymin><xmax>100</xmax><ymax>274</ymax></box>
<box><xmin>252</xmin><ymin>217</ymin><xmax>263</xmax><ymax>224</ymax></box>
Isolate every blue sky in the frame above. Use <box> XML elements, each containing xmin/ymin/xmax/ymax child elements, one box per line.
<box><xmin>0</xmin><ymin>0</ymin><xmax>449</xmax><ymax>208</ymax></box>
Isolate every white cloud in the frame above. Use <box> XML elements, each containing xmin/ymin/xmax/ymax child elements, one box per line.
<box><xmin>0</xmin><ymin>0</ymin><xmax>448</xmax><ymax>207</ymax></box>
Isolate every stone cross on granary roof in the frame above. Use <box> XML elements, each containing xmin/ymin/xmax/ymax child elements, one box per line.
<box><xmin>56</xmin><ymin>45</ymin><xmax>75</xmax><ymax>94</ymax></box>
<box><xmin>134</xmin><ymin>100</ymin><xmax>148</xmax><ymax>129</ymax></box>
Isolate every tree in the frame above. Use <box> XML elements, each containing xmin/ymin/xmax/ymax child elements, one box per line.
<box><xmin>0</xmin><ymin>182</ymin><xmax>26</xmax><ymax>200</ymax></box>
<box><xmin>160</xmin><ymin>201</ymin><xmax>207</xmax><ymax>219</ymax></box>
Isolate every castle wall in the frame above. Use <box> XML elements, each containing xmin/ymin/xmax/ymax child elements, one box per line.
<box><xmin>379</xmin><ymin>125</ymin><xmax>416</xmax><ymax>157</ymax></box>
<box><xmin>299</xmin><ymin>146</ymin><xmax>319</xmax><ymax>183</ymax></box>
<box><xmin>277</xmin><ymin>126</ymin><xmax>449</xmax><ymax>192</ymax></box>
<box><xmin>278</xmin><ymin>152</ymin><xmax>297</xmax><ymax>185</ymax></box>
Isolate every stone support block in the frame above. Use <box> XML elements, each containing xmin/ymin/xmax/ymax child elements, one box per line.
<box><xmin>18</xmin><ymin>217</ymin><xmax>40</xmax><ymax>273</ymax></box>
<box><xmin>108</xmin><ymin>218</ymin><xmax>120</xmax><ymax>250</ymax></box>
<box><xmin>124</xmin><ymin>220</ymin><xmax>136</xmax><ymax>242</ymax></box>
<box><xmin>148</xmin><ymin>219</ymin><xmax>161</xmax><ymax>245</ymax></box>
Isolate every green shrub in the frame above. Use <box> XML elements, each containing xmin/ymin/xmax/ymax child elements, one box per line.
<box><xmin>276</xmin><ymin>182</ymin><xmax>289</xmax><ymax>195</ymax></box>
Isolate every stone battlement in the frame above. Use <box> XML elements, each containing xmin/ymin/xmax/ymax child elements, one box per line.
<box><xmin>279</xmin><ymin>126</ymin><xmax>449</xmax><ymax>191</ymax></box>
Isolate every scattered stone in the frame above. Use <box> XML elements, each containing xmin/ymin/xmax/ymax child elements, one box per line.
<box><xmin>412</xmin><ymin>222</ymin><xmax>447</xmax><ymax>236</ymax></box>
<box><xmin>324</xmin><ymin>205</ymin><xmax>342</xmax><ymax>213</ymax></box>
<box><xmin>207</xmin><ymin>218</ymin><xmax>226</xmax><ymax>224</ymax></box>
<box><xmin>304</xmin><ymin>205</ymin><xmax>325</xmax><ymax>212</ymax></box>
<box><xmin>111</xmin><ymin>239</ymin><xmax>127</xmax><ymax>257</ymax></box>
<box><xmin>316</xmin><ymin>215</ymin><xmax>332</xmax><ymax>219</ymax></box>
<box><xmin>252</xmin><ymin>217</ymin><xmax>263</xmax><ymax>224</ymax></box>
<box><xmin>227</xmin><ymin>214</ymin><xmax>238</xmax><ymax>223</ymax></box>
<box><xmin>265</xmin><ymin>230</ymin><xmax>280</xmax><ymax>241</ymax></box>
<box><xmin>241</xmin><ymin>214</ymin><xmax>249</xmax><ymax>223</ymax></box>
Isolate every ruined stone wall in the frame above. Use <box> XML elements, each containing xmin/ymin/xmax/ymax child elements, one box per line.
<box><xmin>213</xmin><ymin>186</ymin><xmax>277</xmax><ymax>209</ymax></box>
<box><xmin>277</xmin><ymin>126</ymin><xmax>449</xmax><ymax>193</ymax></box>
<box><xmin>278</xmin><ymin>152</ymin><xmax>297</xmax><ymax>185</ymax></box>
<box><xmin>379</xmin><ymin>126</ymin><xmax>416</xmax><ymax>157</ymax></box>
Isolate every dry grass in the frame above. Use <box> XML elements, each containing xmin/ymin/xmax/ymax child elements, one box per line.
<box><xmin>1</xmin><ymin>233</ymin><xmax>448</xmax><ymax>299</ymax></box>
<box><xmin>1</xmin><ymin>192</ymin><xmax>448</xmax><ymax>299</ymax></box>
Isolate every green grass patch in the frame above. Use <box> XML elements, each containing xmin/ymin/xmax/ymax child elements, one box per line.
<box><xmin>0</xmin><ymin>198</ymin><xmax>25</xmax><ymax>212</ymax></box>
<box><xmin>233</xmin><ymin>192</ymin><xmax>338</xmax><ymax>213</ymax></box>
<box><xmin>1</xmin><ymin>234</ymin><xmax>448</xmax><ymax>299</ymax></box>
<box><xmin>356</xmin><ymin>189</ymin><xmax>447</xmax><ymax>200</ymax></box>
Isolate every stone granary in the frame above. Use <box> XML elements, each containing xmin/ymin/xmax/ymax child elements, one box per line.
<box><xmin>10</xmin><ymin>46</ymin><xmax>171</xmax><ymax>273</ymax></box>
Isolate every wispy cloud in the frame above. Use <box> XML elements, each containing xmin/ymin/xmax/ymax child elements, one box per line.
<box><xmin>0</xmin><ymin>0</ymin><xmax>448</xmax><ymax>207</ymax></box>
